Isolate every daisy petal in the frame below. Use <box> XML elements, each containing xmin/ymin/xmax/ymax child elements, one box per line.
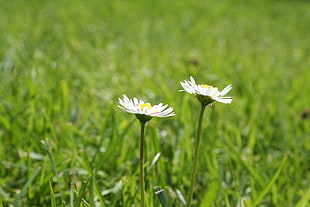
<box><xmin>180</xmin><ymin>76</ymin><xmax>232</xmax><ymax>105</ymax></box>
<box><xmin>117</xmin><ymin>95</ymin><xmax>176</xmax><ymax>120</ymax></box>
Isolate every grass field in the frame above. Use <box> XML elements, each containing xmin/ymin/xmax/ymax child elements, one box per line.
<box><xmin>1</xmin><ymin>0</ymin><xmax>310</xmax><ymax>206</ymax></box>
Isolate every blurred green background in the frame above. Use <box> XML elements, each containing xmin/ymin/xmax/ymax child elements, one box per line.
<box><xmin>0</xmin><ymin>0</ymin><xmax>309</xmax><ymax>206</ymax></box>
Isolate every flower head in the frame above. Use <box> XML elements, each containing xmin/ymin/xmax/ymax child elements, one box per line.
<box><xmin>118</xmin><ymin>95</ymin><xmax>175</xmax><ymax>122</ymax></box>
<box><xmin>180</xmin><ymin>76</ymin><xmax>232</xmax><ymax>106</ymax></box>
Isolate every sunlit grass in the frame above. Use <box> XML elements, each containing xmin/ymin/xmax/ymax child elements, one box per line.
<box><xmin>0</xmin><ymin>0</ymin><xmax>310</xmax><ymax>206</ymax></box>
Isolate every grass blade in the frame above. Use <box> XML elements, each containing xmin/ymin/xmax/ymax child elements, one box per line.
<box><xmin>0</xmin><ymin>197</ymin><xmax>3</xmax><ymax>207</ymax></box>
<box><xmin>74</xmin><ymin>179</ymin><xmax>89</xmax><ymax>207</ymax></box>
<box><xmin>225</xmin><ymin>138</ymin><xmax>265</xmax><ymax>188</ymax></box>
<box><xmin>79</xmin><ymin>149</ymin><xmax>93</xmax><ymax>175</ymax></box>
<box><xmin>175</xmin><ymin>189</ymin><xmax>186</xmax><ymax>205</ymax></box>
<box><xmin>200</xmin><ymin>179</ymin><xmax>219</xmax><ymax>207</ymax></box>
<box><xmin>253</xmin><ymin>156</ymin><xmax>287</xmax><ymax>206</ymax></box>
<box><xmin>70</xmin><ymin>182</ymin><xmax>74</xmax><ymax>207</ymax></box>
<box><xmin>147</xmin><ymin>152</ymin><xmax>161</xmax><ymax>174</ymax></box>
<box><xmin>154</xmin><ymin>186</ymin><xmax>171</xmax><ymax>207</ymax></box>
<box><xmin>49</xmin><ymin>180</ymin><xmax>57</xmax><ymax>207</ymax></box>
<box><xmin>13</xmin><ymin>167</ymin><xmax>41</xmax><ymax>206</ymax></box>
<box><xmin>296</xmin><ymin>187</ymin><xmax>310</xmax><ymax>207</ymax></box>
<box><xmin>41</xmin><ymin>139</ymin><xmax>64</xmax><ymax>202</ymax></box>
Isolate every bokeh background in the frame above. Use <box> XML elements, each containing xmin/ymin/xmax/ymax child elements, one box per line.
<box><xmin>0</xmin><ymin>0</ymin><xmax>309</xmax><ymax>206</ymax></box>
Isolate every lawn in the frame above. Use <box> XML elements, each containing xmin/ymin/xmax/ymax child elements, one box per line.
<box><xmin>0</xmin><ymin>0</ymin><xmax>310</xmax><ymax>206</ymax></box>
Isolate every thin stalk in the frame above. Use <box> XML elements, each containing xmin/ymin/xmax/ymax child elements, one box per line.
<box><xmin>187</xmin><ymin>103</ymin><xmax>206</xmax><ymax>207</ymax></box>
<box><xmin>140</xmin><ymin>121</ymin><xmax>146</xmax><ymax>207</ymax></box>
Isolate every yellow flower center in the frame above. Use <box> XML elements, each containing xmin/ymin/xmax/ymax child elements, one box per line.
<box><xmin>139</xmin><ymin>103</ymin><xmax>152</xmax><ymax>111</ymax></box>
<box><xmin>201</xmin><ymin>84</ymin><xmax>213</xmax><ymax>89</ymax></box>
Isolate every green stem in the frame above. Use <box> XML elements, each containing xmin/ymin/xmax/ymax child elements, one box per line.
<box><xmin>187</xmin><ymin>103</ymin><xmax>206</xmax><ymax>207</ymax></box>
<box><xmin>140</xmin><ymin>121</ymin><xmax>146</xmax><ymax>207</ymax></box>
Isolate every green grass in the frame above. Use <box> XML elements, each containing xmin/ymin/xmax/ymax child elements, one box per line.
<box><xmin>1</xmin><ymin>0</ymin><xmax>310</xmax><ymax>206</ymax></box>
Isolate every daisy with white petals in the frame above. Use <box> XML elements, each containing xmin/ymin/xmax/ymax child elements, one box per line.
<box><xmin>117</xmin><ymin>95</ymin><xmax>175</xmax><ymax>207</ymax></box>
<box><xmin>180</xmin><ymin>76</ymin><xmax>232</xmax><ymax>106</ymax></box>
<box><xmin>118</xmin><ymin>95</ymin><xmax>175</xmax><ymax>122</ymax></box>
<box><xmin>180</xmin><ymin>76</ymin><xmax>232</xmax><ymax>207</ymax></box>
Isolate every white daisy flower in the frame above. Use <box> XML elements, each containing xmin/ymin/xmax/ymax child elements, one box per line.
<box><xmin>180</xmin><ymin>76</ymin><xmax>232</xmax><ymax>106</ymax></box>
<box><xmin>118</xmin><ymin>95</ymin><xmax>175</xmax><ymax>122</ymax></box>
